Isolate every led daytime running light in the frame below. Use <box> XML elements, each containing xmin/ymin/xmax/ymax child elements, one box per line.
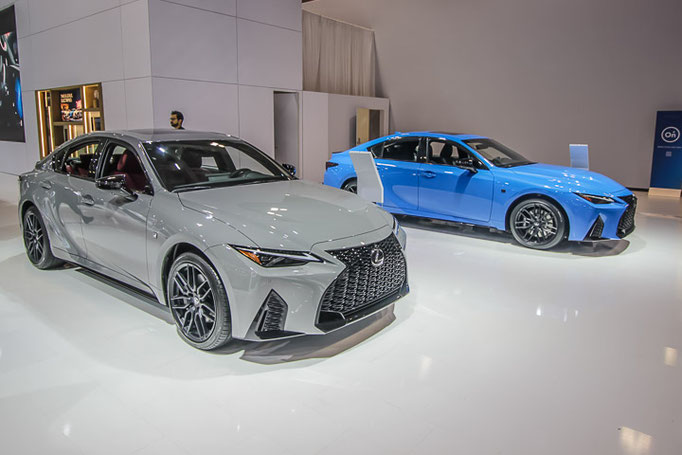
<box><xmin>575</xmin><ymin>193</ymin><xmax>615</xmax><ymax>204</ymax></box>
<box><xmin>233</xmin><ymin>246</ymin><xmax>322</xmax><ymax>267</ymax></box>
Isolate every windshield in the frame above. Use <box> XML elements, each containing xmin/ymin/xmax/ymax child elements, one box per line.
<box><xmin>143</xmin><ymin>140</ymin><xmax>291</xmax><ymax>191</ymax></box>
<box><xmin>463</xmin><ymin>138</ymin><xmax>535</xmax><ymax>168</ymax></box>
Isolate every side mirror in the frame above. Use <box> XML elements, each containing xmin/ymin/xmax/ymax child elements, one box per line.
<box><xmin>97</xmin><ymin>174</ymin><xmax>125</xmax><ymax>190</ymax></box>
<box><xmin>282</xmin><ymin>163</ymin><xmax>296</xmax><ymax>176</ymax></box>
<box><xmin>454</xmin><ymin>158</ymin><xmax>478</xmax><ymax>173</ymax></box>
<box><xmin>96</xmin><ymin>174</ymin><xmax>136</xmax><ymax>198</ymax></box>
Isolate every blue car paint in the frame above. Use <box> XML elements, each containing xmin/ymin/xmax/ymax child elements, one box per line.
<box><xmin>323</xmin><ymin>132</ymin><xmax>634</xmax><ymax>242</ymax></box>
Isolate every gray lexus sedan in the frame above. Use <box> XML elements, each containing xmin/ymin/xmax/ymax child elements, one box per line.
<box><xmin>19</xmin><ymin>130</ymin><xmax>408</xmax><ymax>350</ymax></box>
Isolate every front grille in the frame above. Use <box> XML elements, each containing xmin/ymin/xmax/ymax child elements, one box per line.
<box><xmin>617</xmin><ymin>194</ymin><xmax>637</xmax><ymax>238</ymax></box>
<box><xmin>319</xmin><ymin>234</ymin><xmax>406</xmax><ymax>318</ymax></box>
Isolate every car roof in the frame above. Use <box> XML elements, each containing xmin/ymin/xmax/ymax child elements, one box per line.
<box><xmin>382</xmin><ymin>131</ymin><xmax>488</xmax><ymax>141</ymax></box>
<box><xmin>79</xmin><ymin>129</ymin><xmax>237</xmax><ymax>143</ymax></box>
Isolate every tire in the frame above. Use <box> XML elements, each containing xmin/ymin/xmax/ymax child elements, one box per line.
<box><xmin>22</xmin><ymin>206</ymin><xmax>64</xmax><ymax>269</ymax></box>
<box><xmin>341</xmin><ymin>178</ymin><xmax>357</xmax><ymax>194</ymax></box>
<box><xmin>167</xmin><ymin>252</ymin><xmax>232</xmax><ymax>350</ymax></box>
<box><xmin>509</xmin><ymin>198</ymin><xmax>566</xmax><ymax>250</ymax></box>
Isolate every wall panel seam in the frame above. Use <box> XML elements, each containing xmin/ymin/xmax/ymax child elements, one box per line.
<box><xmin>156</xmin><ymin>0</ymin><xmax>302</xmax><ymax>33</ymax></box>
<box><xmin>20</xmin><ymin>3</ymin><xmax>124</xmax><ymax>38</ymax></box>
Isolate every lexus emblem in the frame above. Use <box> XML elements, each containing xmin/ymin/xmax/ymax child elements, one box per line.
<box><xmin>370</xmin><ymin>247</ymin><xmax>385</xmax><ymax>267</ymax></box>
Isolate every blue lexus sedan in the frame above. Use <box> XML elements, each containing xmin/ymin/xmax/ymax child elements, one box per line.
<box><xmin>324</xmin><ymin>132</ymin><xmax>636</xmax><ymax>250</ymax></box>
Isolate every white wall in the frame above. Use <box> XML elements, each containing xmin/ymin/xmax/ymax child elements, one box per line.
<box><xmin>148</xmin><ymin>0</ymin><xmax>302</xmax><ymax>146</ymax></box>
<box><xmin>300</xmin><ymin>91</ymin><xmax>389</xmax><ymax>183</ymax></box>
<box><xmin>305</xmin><ymin>0</ymin><xmax>682</xmax><ymax>188</ymax></box>
<box><xmin>0</xmin><ymin>0</ymin><xmax>303</xmax><ymax>175</ymax></box>
<box><xmin>0</xmin><ymin>0</ymin><xmax>154</xmax><ymax>174</ymax></box>
<box><xmin>301</xmin><ymin>91</ymin><xmax>329</xmax><ymax>183</ymax></box>
<box><xmin>148</xmin><ymin>0</ymin><xmax>238</xmax><ymax>84</ymax></box>
<box><xmin>327</xmin><ymin>93</ymin><xmax>389</xmax><ymax>154</ymax></box>
<box><xmin>238</xmin><ymin>85</ymin><xmax>274</xmax><ymax>155</ymax></box>
<box><xmin>237</xmin><ymin>19</ymin><xmax>302</xmax><ymax>91</ymax></box>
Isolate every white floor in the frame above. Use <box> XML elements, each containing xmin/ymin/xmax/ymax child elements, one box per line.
<box><xmin>1</xmin><ymin>171</ymin><xmax>680</xmax><ymax>455</ymax></box>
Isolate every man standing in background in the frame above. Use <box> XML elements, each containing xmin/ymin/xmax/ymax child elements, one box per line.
<box><xmin>170</xmin><ymin>110</ymin><xmax>184</xmax><ymax>130</ymax></box>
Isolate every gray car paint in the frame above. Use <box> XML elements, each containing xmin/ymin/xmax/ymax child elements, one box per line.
<box><xmin>19</xmin><ymin>130</ymin><xmax>408</xmax><ymax>341</ymax></box>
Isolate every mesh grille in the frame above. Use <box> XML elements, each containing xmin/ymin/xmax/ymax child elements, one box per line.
<box><xmin>259</xmin><ymin>291</ymin><xmax>287</xmax><ymax>332</ymax></box>
<box><xmin>320</xmin><ymin>235</ymin><xmax>406</xmax><ymax>317</ymax></box>
<box><xmin>588</xmin><ymin>216</ymin><xmax>604</xmax><ymax>239</ymax></box>
<box><xmin>617</xmin><ymin>195</ymin><xmax>637</xmax><ymax>238</ymax></box>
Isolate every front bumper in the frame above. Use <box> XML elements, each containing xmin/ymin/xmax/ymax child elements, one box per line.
<box><xmin>205</xmin><ymin>225</ymin><xmax>408</xmax><ymax>341</ymax></box>
<box><xmin>567</xmin><ymin>192</ymin><xmax>637</xmax><ymax>241</ymax></box>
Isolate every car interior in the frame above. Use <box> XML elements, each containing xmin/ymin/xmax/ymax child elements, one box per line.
<box><xmin>378</xmin><ymin>140</ymin><xmax>419</xmax><ymax>161</ymax></box>
<box><xmin>150</xmin><ymin>145</ymin><xmax>241</xmax><ymax>189</ymax></box>
<box><xmin>62</xmin><ymin>143</ymin><xmax>100</xmax><ymax>179</ymax></box>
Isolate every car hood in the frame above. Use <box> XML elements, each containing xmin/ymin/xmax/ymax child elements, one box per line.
<box><xmin>508</xmin><ymin>163</ymin><xmax>627</xmax><ymax>195</ymax></box>
<box><xmin>178</xmin><ymin>180</ymin><xmax>391</xmax><ymax>250</ymax></box>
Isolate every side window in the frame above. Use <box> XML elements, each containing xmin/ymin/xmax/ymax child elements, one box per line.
<box><xmin>428</xmin><ymin>140</ymin><xmax>482</xmax><ymax>167</ymax></box>
<box><xmin>49</xmin><ymin>147</ymin><xmax>68</xmax><ymax>171</ymax></box>
<box><xmin>368</xmin><ymin>141</ymin><xmax>385</xmax><ymax>157</ymax></box>
<box><xmin>61</xmin><ymin>141</ymin><xmax>102</xmax><ymax>180</ymax></box>
<box><xmin>380</xmin><ymin>139</ymin><xmax>420</xmax><ymax>162</ymax></box>
<box><xmin>101</xmin><ymin>143</ymin><xmax>149</xmax><ymax>193</ymax></box>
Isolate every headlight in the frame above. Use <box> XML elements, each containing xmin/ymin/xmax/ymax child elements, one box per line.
<box><xmin>232</xmin><ymin>246</ymin><xmax>323</xmax><ymax>267</ymax></box>
<box><xmin>575</xmin><ymin>193</ymin><xmax>615</xmax><ymax>204</ymax></box>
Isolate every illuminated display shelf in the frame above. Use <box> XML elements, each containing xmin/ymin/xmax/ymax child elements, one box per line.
<box><xmin>35</xmin><ymin>82</ymin><xmax>104</xmax><ymax>158</ymax></box>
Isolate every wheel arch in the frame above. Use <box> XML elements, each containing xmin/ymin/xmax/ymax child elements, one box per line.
<box><xmin>19</xmin><ymin>200</ymin><xmax>36</xmax><ymax>226</ymax></box>
<box><xmin>160</xmin><ymin>242</ymin><xmax>216</xmax><ymax>305</ymax></box>
<box><xmin>341</xmin><ymin>176</ymin><xmax>357</xmax><ymax>189</ymax></box>
<box><xmin>505</xmin><ymin>193</ymin><xmax>571</xmax><ymax>235</ymax></box>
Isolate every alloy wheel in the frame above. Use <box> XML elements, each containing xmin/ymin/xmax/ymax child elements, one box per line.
<box><xmin>23</xmin><ymin>211</ymin><xmax>45</xmax><ymax>263</ymax></box>
<box><xmin>513</xmin><ymin>202</ymin><xmax>559</xmax><ymax>246</ymax></box>
<box><xmin>169</xmin><ymin>263</ymin><xmax>217</xmax><ymax>343</ymax></box>
<box><xmin>343</xmin><ymin>180</ymin><xmax>358</xmax><ymax>194</ymax></box>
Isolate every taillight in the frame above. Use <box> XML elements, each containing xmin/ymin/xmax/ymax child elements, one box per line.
<box><xmin>325</xmin><ymin>161</ymin><xmax>339</xmax><ymax>170</ymax></box>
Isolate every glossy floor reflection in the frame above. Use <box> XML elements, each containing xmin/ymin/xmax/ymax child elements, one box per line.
<box><xmin>1</xmin><ymin>172</ymin><xmax>680</xmax><ymax>455</ymax></box>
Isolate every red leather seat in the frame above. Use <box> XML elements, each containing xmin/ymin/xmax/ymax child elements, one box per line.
<box><xmin>77</xmin><ymin>154</ymin><xmax>93</xmax><ymax>177</ymax></box>
<box><xmin>114</xmin><ymin>151</ymin><xmax>147</xmax><ymax>192</ymax></box>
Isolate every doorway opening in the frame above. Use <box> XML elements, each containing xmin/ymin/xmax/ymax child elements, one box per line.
<box><xmin>273</xmin><ymin>91</ymin><xmax>300</xmax><ymax>171</ymax></box>
<box><xmin>356</xmin><ymin>108</ymin><xmax>383</xmax><ymax>145</ymax></box>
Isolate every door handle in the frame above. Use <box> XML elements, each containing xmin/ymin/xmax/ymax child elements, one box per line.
<box><xmin>81</xmin><ymin>195</ymin><xmax>95</xmax><ymax>206</ymax></box>
<box><xmin>421</xmin><ymin>171</ymin><xmax>436</xmax><ymax>178</ymax></box>
<box><xmin>40</xmin><ymin>182</ymin><xmax>51</xmax><ymax>189</ymax></box>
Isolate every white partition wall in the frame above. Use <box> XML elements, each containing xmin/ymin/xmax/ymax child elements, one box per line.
<box><xmin>301</xmin><ymin>91</ymin><xmax>329</xmax><ymax>182</ymax></box>
<box><xmin>147</xmin><ymin>0</ymin><xmax>302</xmax><ymax>155</ymax></box>
<box><xmin>0</xmin><ymin>0</ymin><xmax>303</xmax><ymax>174</ymax></box>
<box><xmin>300</xmin><ymin>91</ymin><xmax>389</xmax><ymax>183</ymax></box>
<box><xmin>0</xmin><ymin>0</ymin><xmax>389</xmax><ymax>182</ymax></box>
<box><xmin>0</xmin><ymin>0</ymin><xmax>155</xmax><ymax>174</ymax></box>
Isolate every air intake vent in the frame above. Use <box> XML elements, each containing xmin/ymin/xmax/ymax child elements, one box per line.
<box><xmin>617</xmin><ymin>195</ymin><xmax>637</xmax><ymax>238</ymax></box>
<box><xmin>257</xmin><ymin>291</ymin><xmax>288</xmax><ymax>335</ymax></box>
<box><xmin>587</xmin><ymin>216</ymin><xmax>604</xmax><ymax>239</ymax></box>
